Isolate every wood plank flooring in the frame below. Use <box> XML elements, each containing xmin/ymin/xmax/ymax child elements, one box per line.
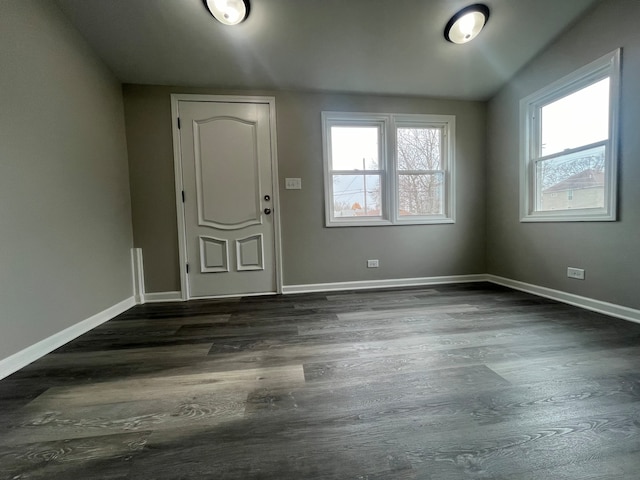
<box><xmin>1</xmin><ymin>282</ymin><xmax>640</xmax><ymax>479</ymax></box>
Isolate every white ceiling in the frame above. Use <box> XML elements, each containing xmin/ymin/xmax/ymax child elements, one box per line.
<box><xmin>55</xmin><ymin>0</ymin><xmax>601</xmax><ymax>100</ymax></box>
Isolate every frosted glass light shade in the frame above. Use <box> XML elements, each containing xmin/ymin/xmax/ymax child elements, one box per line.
<box><xmin>444</xmin><ymin>4</ymin><xmax>490</xmax><ymax>44</ymax></box>
<box><xmin>205</xmin><ymin>0</ymin><xmax>249</xmax><ymax>26</ymax></box>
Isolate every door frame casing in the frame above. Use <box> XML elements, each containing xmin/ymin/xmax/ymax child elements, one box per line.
<box><xmin>170</xmin><ymin>94</ymin><xmax>283</xmax><ymax>300</ymax></box>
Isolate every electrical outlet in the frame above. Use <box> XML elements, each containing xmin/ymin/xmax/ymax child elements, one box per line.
<box><xmin>567</xmin><ymin>267</ymin><xmax>585</xmax><ymax>280</ymax></box>
<box><xmin>367</xmin><ymin>259</ymin><xmax>379</xmax><ymax>268</ymax></box>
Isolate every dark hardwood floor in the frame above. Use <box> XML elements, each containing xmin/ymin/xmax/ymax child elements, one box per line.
<box><xmin>1</xmin><ymin>282</ymin><xmax>640</xmax><ymax>479</ymax></box>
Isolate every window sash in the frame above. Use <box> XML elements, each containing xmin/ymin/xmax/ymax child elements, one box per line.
<box><xmin>328</xmin><ymin>123</ymin><xmax>383</xmax><ymax>172</ymax></box>
<box><xmin>396</xmin><ymin>172</ymin><xmax>445</xmax><ymax>217</ymax></box>
<box><xmin>330</xmin><ymin>173</ymin><xmax>385</xmax><ymax>220</ymax></box>
<box><xmin>396</xmin><ymin>125</ymin><xmax>445</xmax><ymax>172</ymax></box>
<box><xmin>396</xmin><ymin>169</ymin><xmax>444</xmax><ymax>175</ymax></box>
<box><xmin>532</xmin><ymin>139</ymin><xmax>607</xmax><ymax>164</ymax></box>
<box><xmin>331</xmin><ymin>169</ymin><xmax>384</xmax><ymax>175</ymax></box>
<box><xmin>533</xmin><ymin>142</ymin><xmax>607</xmax><ymax>213</ymax></box>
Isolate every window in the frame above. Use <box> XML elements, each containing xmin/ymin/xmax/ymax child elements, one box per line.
<box><xmin>520</xmin><ymin>49</ymin><xmax>621</xmax><ymax>222</ymax></box>
<box><xmin>322</xmin><ymin>112</ymin><xmax>455</xmax><ymax>226</ymax></box>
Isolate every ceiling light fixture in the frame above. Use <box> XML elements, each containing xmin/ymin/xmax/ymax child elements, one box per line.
<box><xmin>444</xmin><ymin>4</ymin><xmax>490</xmax><ymax>44</ymax></box>
<box><xmin>204</xmin><ymin>0</ymin><xmax>249</xmax><ymax>26</ymax></box>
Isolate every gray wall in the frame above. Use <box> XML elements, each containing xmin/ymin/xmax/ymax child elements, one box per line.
<box><xmin>0</xmin><ymin>1</ymin><xmax>134</xmax><ymax>360</ymax></box>
<box><xmin>486</xmin><ymin>0</ymin><xmax>640</xmax><ymax>309</ymax></box>
<box><xmin>123</xmin><ymin>86</ymin><xmax>487</xmax><ymax>292</ymax></box>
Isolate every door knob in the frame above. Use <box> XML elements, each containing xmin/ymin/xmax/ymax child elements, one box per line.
<box><xmin>264</xmin><ymin>195</ymin><xmax>271</xmax><ymax>201</ymax></box>
<box><xmin>264</xmin><ymin>208</ymin><xmax>272</xmax><ymax>215</ymax></box>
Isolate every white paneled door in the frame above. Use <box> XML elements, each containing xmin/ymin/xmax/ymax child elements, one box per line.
<box><xmin>175</xmin><ymin>98</ymin><xmax>279</xmax><ymax>298</ymax></box>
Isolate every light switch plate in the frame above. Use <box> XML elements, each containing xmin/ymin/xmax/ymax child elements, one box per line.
<box><xmin>285</xmin><ymin>178</ymin><xmax>302</xmax><ymax>190</ymax></box>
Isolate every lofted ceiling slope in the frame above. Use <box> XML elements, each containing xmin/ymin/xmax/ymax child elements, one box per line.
<box><xmin>55</xmin><ymin>0</ymin><xmax>601</xmax><ymax>100</ymax></box>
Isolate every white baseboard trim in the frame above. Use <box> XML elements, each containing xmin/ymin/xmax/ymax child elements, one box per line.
<box><xmin>141</xmin><ymin>291</ymin><xmax>280</xmax><ymax>302</ymax></box>
<box><xmin>190</xmin><ymin>292</ymin><xmax>278</xmax><ymax>300</ymax></box>
<box><xmin>131</xmin><ymin>248</ymin><xmax>145</xmax><ymax>304</ymax></box>
<box><xmin>0</xmin><ymin>296</ymin><xmax>136</xmax><ymax>381</ymax></box>
<box><xmin>283</xmin><ymin>274</ymin><xmax>640</xmax><ymax>324</ymax></box>
<box><xmin>282</xmin><ymin>274</ymin><xmax>487</xmax><ymax>294</ymax></box>
<box><xmin>2</xmin><ymin>276</ymin><xmax>637</xmax><ymax>380</ymax></box>
<box><xmin>487</xmin><ymin>275</ymin><xmax>640</xmax><ymax>324</ymax></box>
<box><xmin>144</xmin><ymin>291</ymin><xmax>184</xmax><ymax>303</ymax></box>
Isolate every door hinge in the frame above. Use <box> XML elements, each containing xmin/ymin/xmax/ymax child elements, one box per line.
<box><xmin>181</xmin><ymin>190</ymin><xmax>185</xmax><ymax>203</ymax></box>
<box><xmin>186</xmin><ymin>263</ymin><xmax>190</xmax><ymax>274</ymax></box>
<box><xmin>177</xmin><ymin>117</ymin><xmax>181</xmax><ymax>129</ymax></box>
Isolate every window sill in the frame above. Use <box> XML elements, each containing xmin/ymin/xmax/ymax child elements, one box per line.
<box><xmin>520</xmin><ymin>210</ymin><xmax>615</xmax><ymax>222</ymax></box>
<box><xmin>326</xmin><ymin>217</ymin><xmax>455</xmax><ymax>227</ymax></box>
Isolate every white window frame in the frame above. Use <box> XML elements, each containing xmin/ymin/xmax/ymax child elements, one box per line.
<box><xmin>322</xmin><ymin>112</ymin><xmax>456</xmax><ymax>227</ymax></box>
<box><xmin>519</xmin><ymin>49</ymin><xmax>621</xmax><ymax>222</ymax></box>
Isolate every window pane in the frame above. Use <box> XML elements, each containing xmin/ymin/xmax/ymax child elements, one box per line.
<box><xmin>537</xmin><ymin>144</ymin><xmax>606</xmax><ymax>211</ymax></box>
<box><xmin>541</xmin><ymin>78</ymin><xmax>609</xmax><ymax>156</ymax></box>
<box><xmin>398</xmin><ymin>173</ymin><xmax>443</xmax><ymax>216</ymax></box>
<box><xmin>332</xmin><ymin>174</ymin><xmax>381</xmax><ymax>217</ymax></box>
<box><xmin>330</xmin><ymin>126</ymin><xmax>379</xmax><ymax>170</ymax></box>
<box><xmin>397</xmin><ymin>127</ymin><xmax>442</xmax><ymax>170</ymax></box>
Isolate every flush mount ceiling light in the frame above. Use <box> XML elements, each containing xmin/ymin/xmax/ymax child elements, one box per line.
<box><xmin>444</xmin><ymin>3</ymin><xmax>490</xmax><ymax>44</ymax></box>
<box><xmin>204</xmin><ymin>0</ymin><xmax>249</xmax><ymax>26</ymax></box>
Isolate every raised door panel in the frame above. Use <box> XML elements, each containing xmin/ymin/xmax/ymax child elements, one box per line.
<box><xmin>199</xmin><ymin>236</ymin><xmax>229</xmax><ymax>273</ymax></box>
<box><xmin>194</xmin><ymin>117</ymin><xmax>261</xmax><ymax>230</ymax></box>
<box><xmin>236</xmin><ymin>234</ymin><xmax>264</xmax><ymax>271</ymax></box>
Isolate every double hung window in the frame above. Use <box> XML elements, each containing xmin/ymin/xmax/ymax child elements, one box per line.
<box><xmin>322</xmin><ymin>112</ymin><xmax>455</xmax><ymax>226</ymax></box>
<box><xmin>520</xmin><ymin>49</ymin><xmax>621</xmax><ymax>221</ymax></box>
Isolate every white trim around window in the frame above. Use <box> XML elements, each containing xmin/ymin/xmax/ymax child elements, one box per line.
<box><xmin>519</xmin><ymin>49</ymin><xmax>621</xmax><ymax>222</ymax></box>
<box><xmin>322</xmin><ymin>112</ymin><xmax>456</xmax><ymax>227</ymax></box>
